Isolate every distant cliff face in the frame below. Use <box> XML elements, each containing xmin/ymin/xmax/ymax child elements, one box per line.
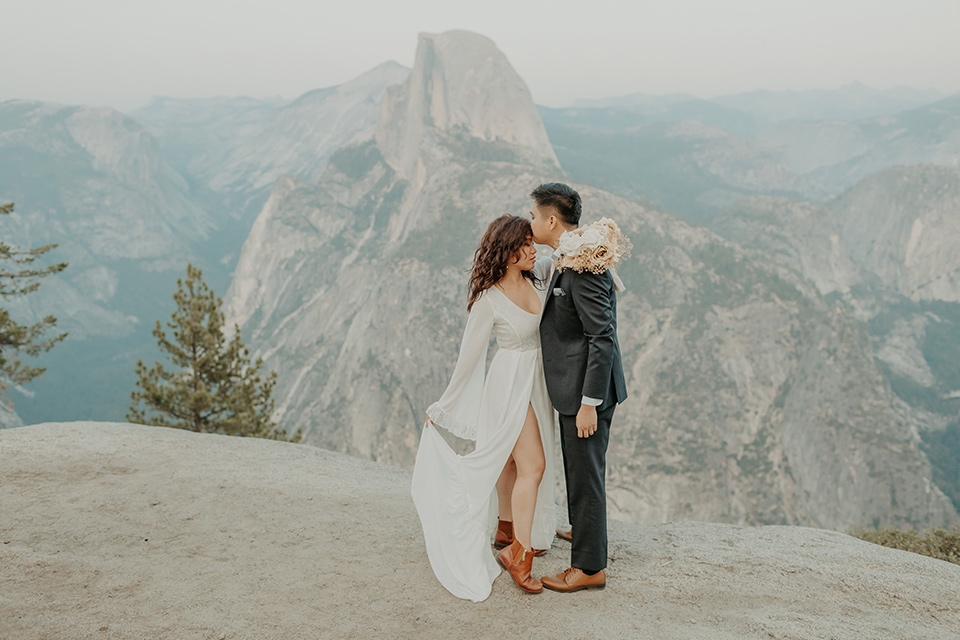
<box><xmin>0</xmin><ymin>100</ymin><xmax>230</xmax><ymax>423</ymax></box>
<box><xmin>376</xmin><ymin>31</ymin><xmax>558</xmax><ymax>181</ymax></box>
<box><xmin>713</xmin><ymin>165</ymin><xmax>960</xmax><ymax>306</ymax></box>
<box><xmin>224</xmin><ymin>31</ymin><xmax>957</xmax><ymax>531</ymax></box>
<box><xmin>712</xmin><ymin>196</ymin><xmax>861</xmax><ymax>297</ymax></box>
<box><xmin>711</xmin><ymin>165</ymin><xmax>960</xmax><ymax>515</ymax></box>
<box><xmin>836</xmin><ymin>165</ymin><xmax>960</xmax><ymax>303</ymax></box>
<box><xmin>0</xmin><ymin>101</ymin><xmax>214</xmax><ymax>260</ymax></box>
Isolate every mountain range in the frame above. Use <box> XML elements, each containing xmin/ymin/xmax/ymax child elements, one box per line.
<box><xmin>219</xmin><ymin>31</ymin><xmax>957</xmax><ymax>530</ymax></box>
<box><xmin>2</xmin><ymin>30</ymin><xmax>959</xmax><ymax>530</ymax></box>
<box><xmin>575</xmin><ymin>83</ymin><xmax>948</xmax><ymax>123</ymax></box>
<box><xmin>0</xmin><ymin>65</ymin><xmax>406</xmax><ymax>425</ymax></box>
<box><xmin>129</xmin><ymin>62</ymin><xmax>409</xmax><ymax>228</ymax></box>
<box><xmin>0</xmin><ymin>100</ymin><xmax>222</xmax><ymax>422</ymax></box>
<box><xmin>711</xmin><ymin>164</ymin><xmax>960</xmax><ymax>510</ymax></box>
<box><xmin>544</xmin><ymin>90</ymin><xmax>960</xmax><ymax>223</ymax></box>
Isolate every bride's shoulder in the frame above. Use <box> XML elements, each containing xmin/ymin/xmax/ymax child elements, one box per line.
<box><xmin>472</xmin><ymin>288</ymin><xmax>496</xmax><ymax>312</ymax></box>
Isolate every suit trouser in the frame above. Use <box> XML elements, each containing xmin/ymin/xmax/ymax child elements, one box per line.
<box><xmin>558</xmin><ymin>403</ymin><xmax>616</xmax><ymax>573</ymax></box>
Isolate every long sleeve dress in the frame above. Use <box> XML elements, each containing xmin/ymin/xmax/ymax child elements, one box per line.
<box><xmin>411</xmin><ymin>257</ymin><xmax>557</xmax><ymax>602</ymax></box>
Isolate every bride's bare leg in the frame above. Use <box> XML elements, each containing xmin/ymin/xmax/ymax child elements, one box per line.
<box><xmin>496</xmin><ymin>456</ymin><xmax>517</xmax><ymax>521</ymax></box>
<box><xmin>510</xmin><ymin>403</ymin><xmax>545</xmax><ymax>551</ymax></box>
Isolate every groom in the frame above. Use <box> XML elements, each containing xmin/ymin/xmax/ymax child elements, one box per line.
<box><xmin>529</xmin><ymin>183</ymin><xmax>628</xmax><ymax>592</ymax></box>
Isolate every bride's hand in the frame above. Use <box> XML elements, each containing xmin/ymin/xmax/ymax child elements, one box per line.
<box><xmin>424</xmin><ymin>416</ymin><xmax>434</xmax><ymax>429</ymax></box>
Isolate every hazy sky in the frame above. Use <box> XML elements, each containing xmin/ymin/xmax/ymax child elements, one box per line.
<box><xmin>3</xmin><ymin>0</ymin><xmax>959</xmax><ymax>111</ymax></box>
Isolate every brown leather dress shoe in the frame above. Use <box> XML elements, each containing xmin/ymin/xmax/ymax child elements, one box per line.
<box><xmin>541</xmin><ymin>567</ymin><xmax>605</xmax><ymax>592</ymax></box>
<box><xmin>556</xmin><ymin>528</ymin><xmax>573</xmax><ymax>542</ymax></box>
<box><xmin>494</xmin><ymin>520</ymin><xmax>545</xmax><ymax>555</ymax></box>
<box><xmin>496</xmin><ymin>540</ymin><xmax>543</xmax><ymax>594</ymax></box>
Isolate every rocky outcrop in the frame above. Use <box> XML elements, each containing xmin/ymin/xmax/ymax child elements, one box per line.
<box><xmin>836</xmin><ymin>165</ymin><xmax>960</xmax><ymax>303</ymax></box>
<box><xmin>710</xmin><ymin>166</ymin><xmax>960</xmax><ymax>513</ymax></box>
<box><xmin>224</xmin><ymin>31</ymin><xmax>958</xmax><ymax>530</ymax></box>
<box><xmin>597</xmin><ymin>190</ymin><xmax>955</xmax><ymax>530</ymax></box>
<box><xmin>2</xmin><ymin>422</ymin><xmax>959</xmax><ymax>640</ymax></box>
<box><xmin>713</xmin><ymin>165</ymin><xmax>960</xmax><ymax>304</ymax></box>
<box><xmin>376</xmin><ymin>31</ymin><xmax>558</xmax><ymax>180</ymax></box>
<box><xmin>712</xmin><ymin>196</ymin><xmax>861</xmax><ymax>296</ymax></box>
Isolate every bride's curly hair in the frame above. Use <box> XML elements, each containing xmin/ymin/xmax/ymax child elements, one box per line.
<box><xmin>467</xmin><ymin>215</ymin><xmax>540</xmax><ymax>311</ymax></box>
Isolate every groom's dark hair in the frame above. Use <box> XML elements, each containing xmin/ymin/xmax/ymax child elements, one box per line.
<box><xmin>531</xmin><ymin>183</ymin><xmax>581</xmax><ymax>227</ymax></box>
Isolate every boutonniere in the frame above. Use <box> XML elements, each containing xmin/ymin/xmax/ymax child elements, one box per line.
<box><xmin>556</xmin><ymin>217</ymin><xmax>632</xmax><ymax>278</ymax></box>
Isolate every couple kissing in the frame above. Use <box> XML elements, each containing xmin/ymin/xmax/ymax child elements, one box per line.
<box><xmin>411</xmin><ymin>182</ymin><xmax>629</xmax><ymax>602</ymax></box>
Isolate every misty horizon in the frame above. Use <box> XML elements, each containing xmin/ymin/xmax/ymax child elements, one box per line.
<box><xmin>3</xmin><ymin>77</ymin><xmax>954</xmax><ymax>116</ymax></box>
<box><xmin>3</xmin><ymin>0</ymin><xmax>959</xmax><ymax>113</ymax></box>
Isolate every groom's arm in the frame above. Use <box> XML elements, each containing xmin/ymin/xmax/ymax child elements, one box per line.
<box><xmin>570</xmin><ymin>270</ymin><xmax>617</xmax><ymax>406</ymax></box>
<box><xmin>569</xmin><ymin>270</ymin><xmax>616</xmax><ymax>438</ymax></box>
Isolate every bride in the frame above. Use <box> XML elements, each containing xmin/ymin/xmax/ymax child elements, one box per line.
<box><xmin>411</xmin><ymin>214</ymin><xmax>556</xmax><ymax>601</ymax></box>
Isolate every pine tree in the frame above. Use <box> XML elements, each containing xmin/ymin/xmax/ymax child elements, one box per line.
<box><xmin>128</xmin><ymin>263</ymin><xmax>299</xmax><ymax>441</ymax></box>
<box><xmin>0</xmin><ymin>202</ymin><xmax>68</xmax><ymax>404</ymax></box>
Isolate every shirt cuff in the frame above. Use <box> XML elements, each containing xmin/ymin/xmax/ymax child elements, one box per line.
<box><xmin>581</xmin><ymin>396</ymin><xmax>602</xmax><ymax>407</ymax></box>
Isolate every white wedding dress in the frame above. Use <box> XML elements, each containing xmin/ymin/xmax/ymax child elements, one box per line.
<box><xmin>411</xmin><ymin>257</ymin><xmax>557</xmax><ymax>602</ymax></box>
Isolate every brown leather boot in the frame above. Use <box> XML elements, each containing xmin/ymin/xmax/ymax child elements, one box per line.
<box><xmin>494</xmin><ymin>519</ymin><xmax>513</xmax><ymax>549</ymax></box>
<box><xmin>496</xmin><ymin>540</ymin><xmax>543</xmax><ymax>594</ymax></box>
<box><xmin>494</xmin><ymin>520</ymin><xmax>546</xmax><ymax>555</ymax></box>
